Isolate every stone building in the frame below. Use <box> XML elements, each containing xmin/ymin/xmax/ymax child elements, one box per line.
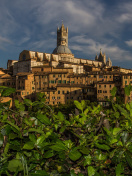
<box><xmin>1</xmin><ymin>23</ymin><xmax>132</xmax><ymax>106</ymax></box>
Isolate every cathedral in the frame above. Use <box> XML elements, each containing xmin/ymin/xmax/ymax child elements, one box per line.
<box><xmin>11</xmin><ymin>23</ymin><xmax>112</xmax><ymax>75</ymax></box>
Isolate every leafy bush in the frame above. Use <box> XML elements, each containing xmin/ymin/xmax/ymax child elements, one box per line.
<box><xmin>0</xmin><ymin>86</ymin><xmax>132</xmax><ymax>175</ymax></box>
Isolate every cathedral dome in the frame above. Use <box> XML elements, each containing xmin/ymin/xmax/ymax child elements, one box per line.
<box><xmin>52</xmin><ymin>45</ymin><xmax>72</xmax><ymax>54</ymax></box>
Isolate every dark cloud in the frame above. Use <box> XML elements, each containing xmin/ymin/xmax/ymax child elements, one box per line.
<box><xmin>0</xmin><ymin>0</ymin><xmax>132</xmax><ymax>68</ymax></box>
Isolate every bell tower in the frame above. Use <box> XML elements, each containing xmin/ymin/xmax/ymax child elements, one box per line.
<box><xmin>57</xmin><ymin>22</ymin><xmax>68</xmax><ymax>47</ymax></box>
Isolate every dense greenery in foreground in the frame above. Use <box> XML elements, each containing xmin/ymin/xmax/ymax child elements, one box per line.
<box><xmin>0</xmin><ymin>86</ymin><xmax>132</xmax><ymax>175</ymax></box>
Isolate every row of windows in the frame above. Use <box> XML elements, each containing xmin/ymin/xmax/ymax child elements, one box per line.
<box><xmin>99</xmin><ymin>85</ymin><xmax>112</xmax><ymax>88</ymax></box>
<box><xmin>22</xmin><ymin>92</ymin><xmax>29</xmax><ymax>95</ymax></box>
<box><xmin>99</xmin><ymin>75</ymin><xmax>112</xmax><ymax>78</ymax></box>
<box><xmin>98</xmin><ymin>90</ymin><xmax>111</xmax><ymax>93</ymax></box>
<box><xmin>3</xmin><ymin>82</ymin><xmax>15</xmax><ymax>86</ymax></box>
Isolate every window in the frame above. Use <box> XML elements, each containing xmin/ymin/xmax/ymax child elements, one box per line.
<box><xmin>94</xmin><ymin>75</ymin><xmax>96</xmax><ymax>78</ymax></box>
<box><xmin>58</xmin><ymin>80</ymin><xmax>61</xmax><ymax>84</ymax></box>
<box><xmin>32</xmin><ymin>81</ymin><xmax>34</xmax><ymax>84</ymax></box>
<box><xmin>32</xmin><ymin>87</ymin><xmax>34</xmax><ymax>90</ymax></box>
<box><xmin>64</xmin><ymin>75</ymin><xmax>65</xmax><ymax>78</ymax></box>
<box><xmin>57</xmin><ymin>97</ymin><xmax>60</xmax><ymax>99</ymax></box>
<box><xmin>53</xmin><ymin>102</ymin><xmax>55</xmax><ymax>104</ymax></box>
<box><xmin>45</xmin><ymin>76</ymin><xmax>47</xmax><ymax>78</ymax></box>
<box><xmin>99</xmin><ymin>75</ymin><xmax>103</xmax><ymax>78</ymax></box>
<box><xmin>58</xmin><ymin>90</ymin><xmax>60</xmax><ymax>94</ymax></box>
<box><xmin>104</xmin><ymin>85</ymin><xmax>106</xmax><ymax>88</ymax></box>
<box><xmin>67</xmin><ymin>97</ymin><xmax>69</xmax><ymax>99</ymax></box>
<box><xmin>125</xmin><ymin>81</ymin><xmax>127</xmax><ymax>84</ymax></box>
<box><xmin>110</xmin><ymin>76</ymin><xmax>111</xmax><ymax>78</ymax></box>
<box><xmin>106</xmin><ymin>76</ymin><xmax>107</xmax><ymax>78</ymax></box>
<box><xmin>53</xmin><ymin>92</ymin><xmax>55</xmax><ymax>94</ymax></box>
<box><xmin>62</xmin><ymin>91</ymin><xmax>65</xmax><ymax>94</ymax></box>
<box><xmin>67</xmin><ymin>91</ymin><xmax>69</xmax><ymax>94</ymax></box>
<box><xmin>99</xmin><ymin>85</ymin><xmax>101</xmax><ymax>88</ymax></box>
<box><xmin>53</xmin><ymin>75</ymin><xmax>55</xmax><ymax>77</ymax></box>
<box><xmin>27</xmin><ymin>92</ymin><xmax>29</xmax><ymax>95</ymax></box>
<box><xmin>88</xmin><ymin>76</ymin><xmax>91</xmax><ymax>78</ymax></box>
<box><xmin>22</xmin><ymin>92</ymin><xmax>24</xmax><ymax>95</ymax></box>
<box><xmin>63</xmin><ymin>80</ymin><xmax>66</xmax><ymax>84</ymax></box>
<box><xmin>67</xmin><ymin>81</ymin><xmax>70</xmax><ymax>83</ymax></box>
<box><xmin>58</xmin><ymin>74</ymin><xmax>61</xmax><ymax>77</ymax></box>
<box><xmin>75</xmin><ymin>91</ymin><xmax>77</xmax><ymax>94</ymax></box>
<box><xmin>71</xmin><ymin>81</ymin><xmax>75</xmax><ymax>84</ymax></box>
<box><xmin>52</xmin><ymin>96</ymin><xmax>55</xmax><ymax>100</ymax></box>
<box><xmin>110</xmin><ymin>85</ymin><xmax>111</xmax><ymax>88</ymax></box>
<box><xmin>41</xmin><ymin>68</ymin><xmax>43</xmax><ymax>71</ymax></box>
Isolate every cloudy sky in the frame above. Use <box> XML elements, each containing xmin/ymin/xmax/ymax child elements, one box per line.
<box><xmin>0</xmin><ymin>0</ymin><xmax>132</xmax><ymax>69</ymax></box>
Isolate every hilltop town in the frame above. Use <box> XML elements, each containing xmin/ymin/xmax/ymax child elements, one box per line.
<box><xmin>0</xmin><ymin>23</ymin><xmax>132</xmax><ymax>106</ymax></box>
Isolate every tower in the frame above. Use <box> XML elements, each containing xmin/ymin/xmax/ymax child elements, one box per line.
<box><xmin>57</xmin><ymin>23</ymin><xmax>68</xmax><ymax>47</ymax></box>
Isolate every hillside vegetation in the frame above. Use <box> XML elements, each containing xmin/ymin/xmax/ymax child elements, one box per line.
<box><xmin>0</xmin><ymin>86</ymin><xmax>132</xmax><ymax>176</ymax></box>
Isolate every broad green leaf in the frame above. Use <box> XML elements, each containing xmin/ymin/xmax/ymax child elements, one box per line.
<box><xmin>3</xmin><ymin>112</ymin><xmax>8</xmax><ymax>120</ymax></box>
<box><xmin>29</xmin><ymin>134</ymin><xmax>36</xmax><ymax>143</ymax></box>
<box><xmin>4</xmin><ymin>142</ymin><xmax>10</xmax><ymax>155</ymax></box>
<box><xmin>35</xmin><ymin>135</ymin><xmax>46</xmax><ymax>146</ymax></box>
<box><xmin>9</xmin><ymin>133</ymin><xmax>18</xmax><ymax>139</ymax></box>
<box><xmin>24</xmin><ymin>118</ymin><xmax>33</xmax><ymax>126</ymax></box>
<box><xmin>69</xmin><ymin>149</ymin><xmax>82</xmax><ymax>161</ymax></box>
<box><xmin>64</xmin><ymin>140</ymin><xmax>73</xmax><ymax>149</ymax></box>
<box><xmin>28</xmin><ymin>128</ymin><xmax>44</xmax><ymax>134</ymax></box>
<box><xmin>126</xmin><ymin>103</ymin><xmax>130</xmax><ymax>111</ymax></box>
<box><xmin>57</xmin><ymin>111</ymin><xmax>64</xmax><ymax>121</ymax></box>
<box><xmin>116</xmin><ymin>163</ymin><xmax>124</xmax><ymax>176</ymax></box>
<box><xmin>74</xmin><ymin>100</ymin><xmax>83</xmax><ymax>111</ymax></box>
<box><xmin>84</xmin><ymin>108</ymin><xmax>89</xmax><ymax>115</ymax></box>
<box><xmin>81</xmin><ymin>100</ymin><xmax>86</xmax><ymax>110</ymax></box>
<box><xmin>44</xmin><ymin>150</ymin><xmax>54</xmax><ymax>158</ymax></box>
<box><xmin>37</xmin><ymin>114</ymin><xmax>51</xmax><ymax>125</ymax></box>
<box><xmin>51</xmin><ymin>141</ymin><xmax>68</xmax><ymax>151</ymax></box>
<box><xmin>113</xmin><ymin>128</ymin><xmax>122</xmax><ymax>136</ymax></box>
<box><xmin>24</xmin><ymin>99</ymin><xmax>32</xmax><ymax>106</ymax></box>
<box><xmin>125</xmin><ymin>85</ymin><xmax>131</xmax><ymax>96</ymax></box>
<box><xmin>79</xmin><ymin>147</ymin><xmax>89</xmax><ymax>154</ymax></box>
<box><xmin>111</xmin><ymin>87</ymin><xmax>117</xmax><ymax>97</ymax></box>
<box><xmin>103</xmin><ymin>127</ymin><xmax>111</xmax><ymax>136</ymax></box>
<box><xmin>0</xmin><ymin>133</ymin><xmax>4</xmax><ymax>147</ymax></box>
<box><xmin>8</xmin><ymin>159</ymin><xmax>23</xmax><ymax>172</ymax></box>
<box><xmin>6</xmin><ymin>121</ymin><xmax>20</xmax><ymax>132</ymax></box>
<box><xmin>95</xmin><ymin>143</ymin><xmax>110</xmax><ymax>151</ymax></box>
<box><xmin>1</xmin><ymin>87</ymin><xmax>15</xmax><ymax>97</ymax></box>
<box><xmin>23</xmin><ymin>142</ymin><xmax>34</xmax><ymax>150</ymax></box>
<box><xmin>125</xmin><ymin>151</ymin><xmax>132</xmax><ymax>168</ymax></box>
<box><xmin>84</xmin><ymin>155</ymin><xmax>92</xmax><ymax>166</ymax></box>
<box><xmin>87</xmin><ymin>166</ymin><xmax>96</xmax><ymax>176</ymax></box>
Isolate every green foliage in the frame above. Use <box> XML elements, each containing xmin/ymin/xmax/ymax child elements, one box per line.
<box><xmin>0</xmin><ymin>86</ymin><xmax>132</xmax><ymax>175</ymax></box>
